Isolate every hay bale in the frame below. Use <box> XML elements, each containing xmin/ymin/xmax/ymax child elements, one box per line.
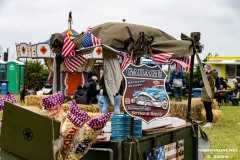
<box><xmin>212</xmin><ymin>109</ymin><xmax>222</xmax><ymax>123</ymax></box>
<box><xmin>21</xmin><ymin>106</ymin><xmax>44</xmax><ymax>114</ymax></box>
<box><xmin>24</xmin><ymin>95</ymin><xmax>46</xmax><ymax>109</ymax></box>
<box><xmin>167</xmin><ymin>98</ymin><xmax>222</xmax><ymax>123</ymax></box>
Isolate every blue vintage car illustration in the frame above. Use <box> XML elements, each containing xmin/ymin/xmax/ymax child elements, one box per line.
<box><xmin>131</xmin><ymin>85</ymin><xmax>169</xmax><ymax>109</ymax></box>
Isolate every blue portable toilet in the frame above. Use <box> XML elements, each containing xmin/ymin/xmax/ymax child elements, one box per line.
<box><xmin>0</xmin><ymin>60</ymin><xmax>7</xmax><ymax>93</ymax></box>
<box><xmin>192</xmin><ymin>88</ymin><xmax>202</xmax><ymax>98</ymax></box>
<box><xmin>1</xmin><ymin>80</ymin><xmax>9</xmax><ymax>95</ymax></box>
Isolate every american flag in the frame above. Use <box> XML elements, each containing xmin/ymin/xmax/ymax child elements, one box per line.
<box><xmin>64</xmin><ymin>55</ymin><xmax>87</xmax><ymax>73</ymax></box>
<box><xmin>182</xmin><ymin>56</ymin><xmax>191</xmax><ymax>72</ymax></box>
<box><xmin>151</xmin><ymin>53</ymin><xmax>174</xmax><ymax>64</ymax></box>
<box><xmin>121</xmin><ymin>52</ymin><xmax>136</xmax><ymax>72</ymax></box>
<box><xmin>62</xmin><ymin>33</ymin><xmax>76</xmax><ymax>58</ymax></box>
<box><xmin>170</xmin><ymin>59</ymin><xmax>188</xmax><ymax>70</ymax></box>
<box><xmin>81</xmin><ymin>26</ymin><xmax>102</xmax><ymax>48</ymax></box>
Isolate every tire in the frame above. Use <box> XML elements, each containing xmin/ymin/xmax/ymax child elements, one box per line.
<box><xmin>161</xmin><ymin>97</ymin><xmax>169</xmax><ymax>110</ymax></box>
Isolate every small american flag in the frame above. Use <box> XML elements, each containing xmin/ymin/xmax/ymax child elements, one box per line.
<box><xmin>151</xmin><ymin>53</ymin><xmax>174</xmax><ymax>64</ymax></box>
<box><xmin>81</xmin><ymin>27</ymin><xmax>102</xmax><ymax>48</ymax></box>
<box><xmin>62</xmin><ymin>33</ymin><xmax>76</xmax><ymax>58</ymax></box>
<box><xmin>64</xmin><ymin>55</ymin><xmax>87</xmax><ymax>73</ymax></box>
<box><xmin>170</xmin><ymin>59</ymin><xmax>188</xmax><ymax>69</ymax></box>
<box><xmin>182</xmin><ymin>56</ymin><xmax>191</xmax><ymax>72</ymax></box>
<box><xmin>121</xmin><ymin>53</ymin><xmax>136</xmax><ymax>72</ymax></box>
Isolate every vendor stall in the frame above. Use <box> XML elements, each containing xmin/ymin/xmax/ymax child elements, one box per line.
<box><xmin>0</xmin><ymin>13</ymin><xmax>211</xmax><ymax>160</ymax></box>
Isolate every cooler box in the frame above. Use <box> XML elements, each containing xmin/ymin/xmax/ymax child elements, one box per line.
<box><xmin>111</xmin><ymin>114</ymin><xmax>142</xmax><ymax>140</ymax></box>
<box><xmin>192</xmin><ymin>88</ymin><xmax>202</xmax><ymax>98</ymax></box>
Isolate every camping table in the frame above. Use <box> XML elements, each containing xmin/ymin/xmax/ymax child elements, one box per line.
<box><xmin>82</xmin><ymin>123</ymin><xmax>198</xmax><ymax>160</ymax></box>
<box><xmin>219</xmin><ymin>90</ymin><xmax>232</xmax><ymax>105</ymax></box>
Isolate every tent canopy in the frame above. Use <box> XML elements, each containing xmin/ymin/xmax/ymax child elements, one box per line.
<box><xmin>50</xmin><ymin>22</ymin><xmax>195</xmax><ymax>58</ymax></box>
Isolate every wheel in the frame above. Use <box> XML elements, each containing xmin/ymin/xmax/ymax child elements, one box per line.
<box><xmin>161</xmin><ymin>97</ymin><xmax>169</xmax><ymax>110</ymax></box>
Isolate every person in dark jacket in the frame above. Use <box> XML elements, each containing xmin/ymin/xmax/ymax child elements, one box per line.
<box><xmin>73</xmin><ymin>86</ymin><xmax>87</xmax><ymax>104</ymax></box>
<box><xmin>20</xmin><ymin>86</ymin><xmax>26</xmax><ymax>103</ymax></box>
<box><xmin>220</xmin><ymin>77</ymin><xmax>231</xmax><ymax>103</ymax></box>
<box><xmin>200</xmin><ymin>64</ymin><xmax>215</xmax><ymax>127</ymax></box>
<box><xmin>169</xmin><ymin>68</ymin><xmax>186</xmax><ymax>102</ymax></box>
<box><xmin>212</xmin><ymin>69</ymin><xmax>222</xmax><ymax>105</ymax></box>
<box><xmin>84</xmin><ymin>76</ymin><xmax>99</xmax><ymax>104</ymax></box>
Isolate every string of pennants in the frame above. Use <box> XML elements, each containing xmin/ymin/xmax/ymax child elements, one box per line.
<box><xmin>16</xmin><ymin>26</ymin><xmax>191</xmax><ymax>73</ymax></box>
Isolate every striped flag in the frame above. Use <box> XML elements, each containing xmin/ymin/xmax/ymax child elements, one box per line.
<box><xmin>170</xmin><ymin>59</ymin><xmax>188</xmax><ymax>69</ymax></box>
<box><xmin>121</xmin><ymin>53</ymin><xmax>136</xmax><ymax>72</ymax></box>
<box><xmin>81</xmin><ymin>27</ymin><xmax>102</xmax><ymax>47</ymax></box>
<box><xmin>64</xmin><ymin>55</ymin><xmax>87</xmax><ymax>73</ymax></box>
<box><xmin>182</xmin><ymin>56</ymin><xmax>191</xmax><ymax>72</ymax></box>
<box><xmin>151</xmin><ymin>53</ymin><xmax>174</xmax><ymax>64</ymax></box>
<box><xmin>62</xmin><ymin>33</ymin><xmax>76</xmax><ymax>58</ymax></box>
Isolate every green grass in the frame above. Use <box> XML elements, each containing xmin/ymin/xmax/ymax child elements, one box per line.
<box><xmin>202</xmin><ymin>105</ymin><xmax>240</xmax><ymax>159</ymax></box>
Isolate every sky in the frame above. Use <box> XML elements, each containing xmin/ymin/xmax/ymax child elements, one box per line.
<box><xmin>0</xmin><ymin>0</ymin><xmax>240</xmax><ymax>60</ymax></box>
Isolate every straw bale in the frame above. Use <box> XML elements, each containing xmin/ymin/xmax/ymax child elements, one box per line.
<box><xmin>24</xmin><ymin>95</ymin><xmax>46</xmax><ymax>109</ymax></box>
<box><xmin>212</xmin><ymin>109</ymin><xmax>222</xmax><ymax>123</ymax></box>
<box><xmin>87</xmin><ymin>112</ymin><xmax>103</xmax><ymax>118</ymax></box>
<box><xmin>212</xmin><ymin>99</ymin><xmax>218</xmax><ymax>109</ymax></box>
<box><xmin>167</xmin><ymin>98</ymin><xmax>222</xmax><ymax>123</ymax></box>
<box><xmin>21</xmin><ymin>106</ymin><xmax>44</xmax><ymax>114</ymax></box>
<box><xmin>62</xmin><ymin>103</ymin><xmax>69</xmax><ymax>113</ymax></box>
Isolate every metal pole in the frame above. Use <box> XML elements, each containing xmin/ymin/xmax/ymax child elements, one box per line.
<box><xmin>128</xmin><ymin>58</ymin><xmax>140</xmax><ymax>136</ymax></box>
<box><xmin>56</xmin><ymin>54</ymin><xmax>61</xmax><ymax>92</ymax></box>
<box><xmin>186</xmin><ymin>50</ymin><xmax>195</xmax><ymax>122</ymax></box>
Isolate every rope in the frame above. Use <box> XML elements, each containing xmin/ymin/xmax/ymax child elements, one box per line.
<box><xmin>118</xmin><ymin>135</ymin><xmax>143</xmax><ymax>160</ymax></box>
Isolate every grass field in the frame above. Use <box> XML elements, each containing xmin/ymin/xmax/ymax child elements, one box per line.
<box><xmin>1</xmin><ymin>94</ymin><xmax>240</xmax><ymax>159</ymax></box>
<box><xmin>202</xmin><ymin>105</ymin><xmax>240</xmax><ymax>159</ymax></box>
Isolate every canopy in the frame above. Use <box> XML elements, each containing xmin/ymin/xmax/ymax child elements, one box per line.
<box><xmin>50</xmin><ymin>22</ymin><xmax>194</xmax><ymax>58</ymax></box>
<box><xmin>72</xmin><ymin>22</ymin><xmax>193</xmax><ymax>58</ymax></box>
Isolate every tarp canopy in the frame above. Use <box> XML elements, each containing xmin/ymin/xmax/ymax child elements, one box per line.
<box><xmin>50</xmin><ymin>22</ymin><xmax>194</xmax><ymax>58</ymax></box>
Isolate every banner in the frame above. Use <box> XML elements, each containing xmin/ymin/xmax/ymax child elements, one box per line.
<box><xmin>36</xmin><ymin>43</ymin><xmax>52</xmax><ymax>58</ymax></box>
<box><xmin>83</xmin><ymin>47</ymin><xmax>103</xmax><ymax>59</ymax></box>
<box><xmin>19</xmin><ymin>43</ymin><xmax>29</xmax><ymax>58</ymax></box>
<box><xmin>122</xmin><ymin>64</ymin><xmax>170</xmax><ymax>123</ymax></box>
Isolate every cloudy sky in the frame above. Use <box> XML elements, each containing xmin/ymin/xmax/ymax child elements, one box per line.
<box><xmin>0</xmin><ymin>0</ymin><xmax>240</xmax><ymax>60</ymax></box>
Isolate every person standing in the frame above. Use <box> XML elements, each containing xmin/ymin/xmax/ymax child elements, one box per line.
<box><xmin>99</xmin><ymin>76</ymin><xmax>120</xmax><ymax>114</ymax></box>
<box><xmin>229</xmin><ymin>79</ymin><xmax>239</xmax><ymax>106</ymax></box>
<box><xmin>200</xmin><ymin>64</ymin><xmax>215</xmax><ymax>127</ymax></box>
<box><xmin>169</xmin><ymin>68</ymin><xmax>186</xmax><ymax>102</ymax></box>
<box><xmin>84</xmin><ymin>76</ymin><xmax>99</xmax><ymax>104</ymax></box>
<box><xmin>20</xmin><ymin>85</ymin><xmax>26</xmax><ymax>103</ymax></box>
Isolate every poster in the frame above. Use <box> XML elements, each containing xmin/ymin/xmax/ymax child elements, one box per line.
<box><xmin>122</xmin><ymin>64</ymin><xmax>170</xmax><ymax>123</ymax></box>
<box><xmin>145</xmin><ymin>140</ymin><xmax>184</xmax><ymax>160</ymax></box>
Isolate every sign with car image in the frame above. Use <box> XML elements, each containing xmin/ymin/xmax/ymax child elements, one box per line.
<box><xmin>122</xmin><ymin>64</ymin><xmax>170</xmax><ymax>123</ymax></box>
